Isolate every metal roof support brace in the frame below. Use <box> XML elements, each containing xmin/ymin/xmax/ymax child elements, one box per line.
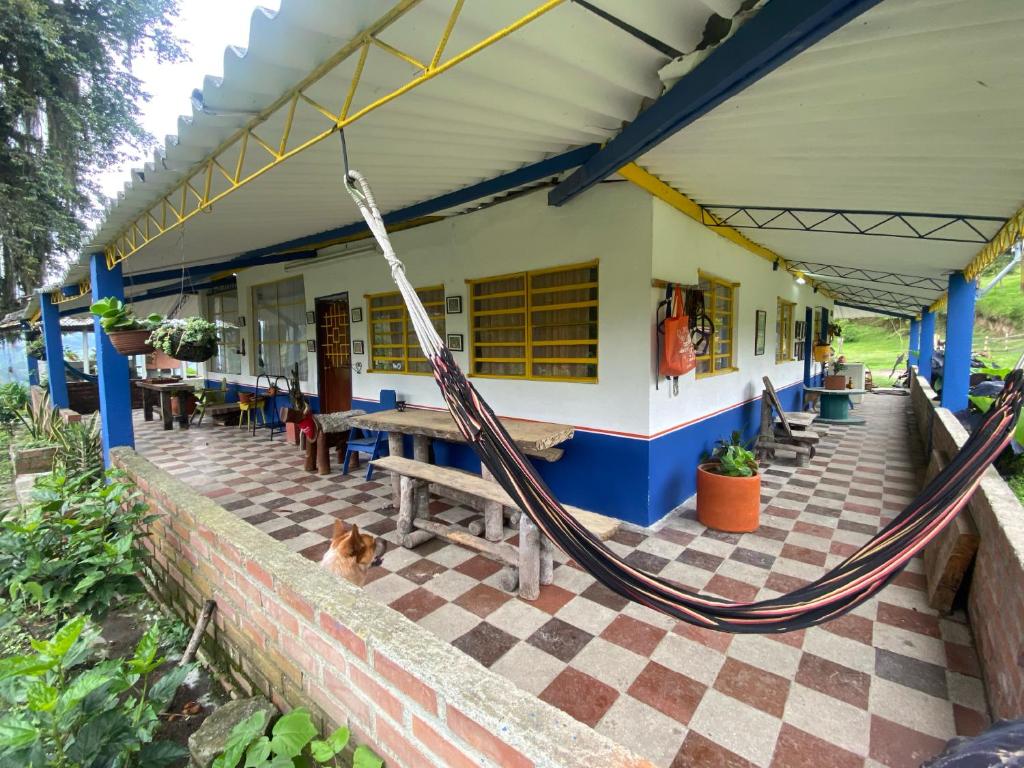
<box><xmin>834</xmin><ymin>301</ymin><xmax>916</xmax><ymax>321</ymax></box>
<box><xmin>39</xmin><ymin>292</ymin><xmax>69</xmax><ymax>408</ymax></box>
<box><xmin>90</xmin><ymin>253</ymin><xmax>134</xmax><ymax>466</ymax></box>
<box><xmin>940</xmin><ymin>272</ymin><xmax>977</xmax><ymax>412</ymax></box>
<box><xmin>548</xmin><ymin>0</ymin><xmax>885</xmax><ymax>206</ymax></box>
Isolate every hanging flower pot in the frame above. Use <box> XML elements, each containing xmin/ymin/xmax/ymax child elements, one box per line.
<box><xmin>90</xmin><ymin>297</ymin><xmax>162</xmax><ymax>357</ymax></box>
<box><xmin>26</xmin><ymin>338</ymin><xmax>46</xmax><ymax>360</ymax></box>
<box><xmin>149</xmin><ymin>318</ymin><xmax>219</xmax><ymax>363</ymax></box>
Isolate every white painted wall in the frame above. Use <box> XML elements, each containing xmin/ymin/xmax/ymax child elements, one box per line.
<box><xmin>649</xmin><ymin>199</ymin><xmax>831</xmax><ymax>435</ymax></box>
<box><xmin>205</xmin><ymin>184</ymin><xmax>655</xmax><ymax>435</ymax></box>
<box><xmin>200</xmin><ymin>186</ymin><xmax>831</xmax><ymax>439</ymax></box>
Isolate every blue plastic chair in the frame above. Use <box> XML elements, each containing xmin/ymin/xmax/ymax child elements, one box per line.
<box><xmin>342</xmin><ymin>390</ymin><xmax>397</xmax><ymax>481</ymax></box>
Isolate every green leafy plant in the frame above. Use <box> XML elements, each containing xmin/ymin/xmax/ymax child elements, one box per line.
<box><xmin>0</xmin><ymin>470</ymin><xmax>150</xmax><ymax>618</ymax></box>
<box><xmin>89</xmin><ymin>297</ymin><xmax>162</xmax><ymax>333</ymax></box>
<box><xmin>26</xmin><ymin>338</ymin><xmax>46</xmax><ymax>361</ymax></box>
<box><xmin>213</xmin><ymin>708</ymin><xmax>383</xmax><ymax>768</ymax></box>
<box><xmin>0</xmin><ymin>383</ymin><xmax>29</xmax><ymax>434</ymax></box>
<box><xmin>709</xmin><ymin>431</ymin><xmax>759</xmax><ymax>477</ymax></box>
<box><xmin>51</xmin><ymin>416</ymin><xmax>104</xmax><ymax>477</ymax></box>
<box><xmin>148</xmin><ymin>317</ymin><xmax>219</xmax><ymax>362</ymax></box>
<box><xmin>14</xmin><ymin>390</ymin><xmax>59</xmax><ymax>447</ymax></box>
<box><xmin>0</xmin><ymin>615</ymin><xmax>190</xmax><ymax>768</ymax></box>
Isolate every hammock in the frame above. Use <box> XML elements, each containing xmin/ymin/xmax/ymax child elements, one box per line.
<box><xmin>343</xmin><ymin>168</ymin><xmax>1024</xmax><ymax>634</ymax></box>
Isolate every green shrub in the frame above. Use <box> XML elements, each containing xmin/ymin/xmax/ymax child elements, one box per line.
<box><xmin>0</xmin><ymin>384</ymin><xmax>29</xmax><ymax>434</ymax></box>
<box><xmin>214</xmin><ymin>707</ymin><xmax>382</xmax><ymax>768</ymax></box>
<box><xmin>0</xmin><ymin>470</ymin><xmax>151</xmax><ymax>618</ymax></box>
<box><xmin>0</xmin><ymin>615</ymin><xmax>190</xmax><ymax>767</ymax></box>
<box><xmin>709</xmin><ymin>431</ymin><xmax>759</xmax><ymax>477</ymax></box>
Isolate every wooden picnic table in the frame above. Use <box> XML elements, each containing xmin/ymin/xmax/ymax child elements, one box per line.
<box><xmin>349</xmin><ymin>408</ymin><xmax>574</xmax><ymax>510</ymax></box>
<box><xmin>134</xmin><ymin>379</ymin><xmax>197</xmax><ymax>431</ymax></box>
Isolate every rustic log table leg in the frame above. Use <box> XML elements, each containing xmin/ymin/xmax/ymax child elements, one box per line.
<box><xmin>540</xmin><ymin>533</ymin><xmax>554</xmax><ymax>586</ymax></box>
<box><xmin>142</xmin><ymin>389</ymin><xmax>154</xmax><ymax>422</ymax></box>
<box><xmin>387</xmin><ymin>432</ymin><xmax>404</xmax><ymax>508</ymax></box>
<box><xmin>478</xmin><ymin>464</ymin><xmax>505</xmax><ymax>541</ymax></box>
<box><xmin>316</xmin><ymin>432</ymin><xmax>331</xmax><ymax>475</ymax></box>
<box><xmin>398</xmin><ymin>476</ymin><xmax>434</xmax><ymax>548</ymax></box>
<box><xmin>160</xmin><ymin>392</ymin><xmax>173</xmax><ymax>431</ymax></box>
<box><xmin>303</xmin><ymin>438</ymin><xmax>317</xmax><ymax>472</ymax></box>
<box><xmin>176</xmin><ymin>393</ymin><xmax>190</xmax><ymax>429</ymax></box>
<box><xmin>412</xmin><ymin>435</ymin><xmax>431</xmax><ymax>517</ymax></box>
<box><xmin>518</xmin><ymin>513</ymin><xmax>541</xmax><ymax>601</ymax></box>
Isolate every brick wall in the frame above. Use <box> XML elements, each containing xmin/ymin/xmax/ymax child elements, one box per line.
<box><xmin>911</xmin><ymin>374</ymin><xmax>1024</xmax><ymax>718</ymax></box>
<box><xmin>111</xmin><ymin>448</ymin><xmax>651</xmax><ymax>768</ymax></box>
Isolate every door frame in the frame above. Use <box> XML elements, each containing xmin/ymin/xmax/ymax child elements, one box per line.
<box><xmin>314</xmin><ymin>292</ymin><xmax>352</xmax><ymax>412</ymax></box>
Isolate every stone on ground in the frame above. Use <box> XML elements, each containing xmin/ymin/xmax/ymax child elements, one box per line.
<box><xmin>188</xmin><ymin>696</ymin><xmax>277</xmax><ymax>768</ymax></box>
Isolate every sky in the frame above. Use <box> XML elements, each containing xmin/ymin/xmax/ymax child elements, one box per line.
<box><xmin>97</xmin><ymin>0</ymin><xmax>281</xmax><ymax>201</ymax></box>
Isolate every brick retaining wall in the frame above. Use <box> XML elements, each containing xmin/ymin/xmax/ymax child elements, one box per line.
<box><xmin>112</xmin><ymin>448</ymin><xmax>651</xmax><ymax>768</ymax></box>
<box><xmin>911</xmin><ymin>375</ymin><xmax>1024</xmax><ymax>718</ymax></box>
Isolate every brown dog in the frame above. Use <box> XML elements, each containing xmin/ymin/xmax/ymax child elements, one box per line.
<box><xmin>320</xmin><ymin>521</ymin><xmax>387</xmax><ymax>587</ymax></box>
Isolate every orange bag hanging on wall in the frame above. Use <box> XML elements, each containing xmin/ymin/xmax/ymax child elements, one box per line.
<box><xmin>660</xmin><ymin>286</ymin><xmax>696</xmax><ymax>378</ymax></box>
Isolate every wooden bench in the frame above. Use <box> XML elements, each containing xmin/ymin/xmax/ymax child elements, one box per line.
<box><xmin>372</xmin><ymin>455</ymin><xmax>620</xmax><ymax>600</ymax></box>
<box><xmin>756</xmin><ymin>377</ymin><xmax>823</xmax><ymax>467</ymax></box>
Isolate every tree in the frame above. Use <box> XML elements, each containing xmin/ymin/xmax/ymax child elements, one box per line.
<box><xmin>0</xmin><ymin>0</ymin><xmax>184</xmax><ymax>311</ymax></box>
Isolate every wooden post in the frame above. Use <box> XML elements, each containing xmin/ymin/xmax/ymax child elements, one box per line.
<box><xmin>412</xmin><ymin>435</ymin><xmax>431</xmax><ymax>518</ymax></box>
<box><xmin>540</xmin><ymin>532</ymin><xmax>554</xmax><ymax>586</ymax></box>
<box><xmin>388</xmin><ymin>432</ymin><xmax>404</xmax><ymax>508</ymax></box>
<box><xmin>316</xmin><ymin>433</ymin><xmax>330</xmax><ymax>475</ymax></box>
<box><xmin>483</xmin><ymin>501</ymin><xmax>503</xmax><ymax>542</ymax></box>
<box><xmin>160</xmin><ymin>391</ymin><xmax>173</xmax><ymax>430</ymax></box>
<box><xmin>398</xmin><ymin>476</ymin><xmax>435</xmax><ymax>548</ymax></box>
<box><xmin>518</xmin><ymin>513</ymin><xmax>541</xmax><ymax>601</ymax></box>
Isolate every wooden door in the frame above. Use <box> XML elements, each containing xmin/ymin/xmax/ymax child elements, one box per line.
<box><xmin>316</xmin><ymin>296</ymin><xmax>352</xmax><ymax>414</ymax></box>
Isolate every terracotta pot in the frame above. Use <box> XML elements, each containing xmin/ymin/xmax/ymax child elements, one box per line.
<box><xmin>107</xmin><ymin>329</ymin><xmax>154</xmax><ymax>356</ymax></box>
<box><xmin>824</xmin><ymin>374</ymin><xmax>847</xmax><ymax>390</ymax></box>
<box><xmin>696</xmin><ymin>463</ymin><xmax>761</xmax><ymax>533</ymax></box>
<box><xmin>170</xmin><ymin>393</ymin><xmax>196</xmax><ymax>417</ymax></box>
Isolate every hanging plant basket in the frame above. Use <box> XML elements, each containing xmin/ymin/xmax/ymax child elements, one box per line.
<box><xmin>149</xmin><ymin>318</ymin><xmax>219</xmax><ymax>363</ymax></box>
<box><xmin>26</xmin><ymin>339</ymin><xmax>46</xmax><ymax>360</ymax></box>
<box><xmin>107</xmin><ymin>329</ymin><xmax>155</xmax><ymax>356</ymax></box>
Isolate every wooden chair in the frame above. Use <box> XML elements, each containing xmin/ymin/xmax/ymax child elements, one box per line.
<box><xmin>756</xmin><ymin>376</ymin><xmax>822</xmax><ymax>466</ymax></box>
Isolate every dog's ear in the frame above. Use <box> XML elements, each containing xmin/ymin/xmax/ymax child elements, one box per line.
<box><xmin>332</xmin><ymin>520</ymin><xmax>345</xmax><ymax>540</ymax></box>
<box><xmin>342</xmin><ymin>524</ymin><xmax>367</xmax><ymax>558</ymax></box>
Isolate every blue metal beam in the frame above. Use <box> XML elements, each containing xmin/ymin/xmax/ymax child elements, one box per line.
<box><xmin>549</xmin><ymin>0</ymin><xmax>884</xmax><ymax>206</ymax></box>
<box><xmin>834</xmin><ymin>301</ymin><xmax>916</xmax><ymax>320</ymax></box>
<box><xmin>123</xmin><ymin>250</ymin><xmax>317</xmax><ymax>288</ymax></box>
<box><xmin>39</xmin><ymin>292</ymin><xmax>69</xmax><ymax>407</ymax></box>
<box><xmin>62</xmin><ymin>277</ymin><xmax>235</xmax><ymax>317</ymax></box>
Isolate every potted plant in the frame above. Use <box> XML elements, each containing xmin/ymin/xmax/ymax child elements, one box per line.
<box><xmin>91</xmin><ymin>297</ymin><xmax>162</xmax><ymax>356</ymax></box>
<box><xmin>696</xmin><ymin>432</ymin><xmax>761</xmax><ymax>533</ymax></box>
<box><xmin>149</xmin><ymin>317</ymin><xmax>219</xmax><ymax>363</ymax></box>
<box><xmin>9</xmin><ymin>391</ymin><xmax>59</xmax><ymax>475</ymax></box>
<box><xmin>26</xmin><ymin>337</ymin><xmax>46</xmax><ymax>360</ymax></box>
<box><xmin>824</xmin><ymin>360</ymin><xmax>847</xmax><ymax>390</ymax></box>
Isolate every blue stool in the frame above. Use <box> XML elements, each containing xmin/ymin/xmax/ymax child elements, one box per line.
<box><xmin>342</xmin><ymin>389</ymin><xmax>399</xmax><ymax>481</ymax></box>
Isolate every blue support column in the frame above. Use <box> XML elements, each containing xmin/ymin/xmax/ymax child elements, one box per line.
<box><xmin>23</xmin><ymin>325</ymin><xmax>39</xmax><ymax>386</ymax></box>
<box><xmin>90</xmin><ymin>253</ymin><xmax>134</xmax><ymax>465</ymax></box>
<box><xmin>908</xmin><ymin>317</ymin><xmax>921</xmax><ymax>367</ymax></box>
<box><xmin>941</xmin><ymin>272</ymin><xmax>976</xmax><ymax>412</ymax></box>
<box><xmin>39</xmin><ymin>292</ymin><xmax>68</xmax><ymax>408</ymax></box>
<box><xmin>802</xmin><ymin>306</ymin><xmax>813</xmax><ymax>387</ymax></box>
<box><xmin>919</xmin><ymin>307</ymin><xmax>936</xmax><ymax>383</ymax></box>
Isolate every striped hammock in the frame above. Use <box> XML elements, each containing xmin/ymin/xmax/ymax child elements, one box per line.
<box><xmin>344</xmin><ymin>169</ymin><xmax>1024</xmax><ymax>634</ymax></box>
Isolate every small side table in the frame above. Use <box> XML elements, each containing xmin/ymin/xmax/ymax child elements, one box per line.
<box><xmin>803</xmin><ymin>386</ymin><xmax>867</xmax><ymax>425</ymax></box>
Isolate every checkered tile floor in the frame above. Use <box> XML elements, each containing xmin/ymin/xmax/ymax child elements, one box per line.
<box><xmin>135</xmin><ymin>394</ymin><xmax>988</xmax><ymax>768</ymax></box>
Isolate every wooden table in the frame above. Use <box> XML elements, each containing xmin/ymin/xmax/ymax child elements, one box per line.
<box><xmin>349</xmin><ymin>408</ymin><xmax>574</xmax><ymax>521</ymax></box>
<box><xmin>135</xmin><ymin>380</ymin><xmax>196</xmax><ymax>430</ymax></box>
<box><xmin>803</xmin><ymin>386</ymin><xmax>868</xmax><ymax>425</ymax></box>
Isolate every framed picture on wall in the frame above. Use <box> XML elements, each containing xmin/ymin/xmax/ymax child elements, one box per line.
<box><xmin>352</xmin><ymin>340</ymin><xmax>365</xmax><ymax>355</ymax></box>
<box><xmin>305</xmin><ymin>311</ymin><xmax>315</xmax><ymax>325</ymax></box>
<box><xmin>446</xmin><ymin>296</ymin><xmax>462</xmax><ymax>314</ymax></box>
<box><xmin>351</xmin><ymin>307</ymin><xmax>363</xmax><ymax>323</ymax></box>
<box><xmin>446</xmin><ymin>333</ymin><xmax>464</xmax><ymax>352</ymax></box>
<box><xmin>306</xmin><ymin>339</ymin><xmax>316</xmax><ymax>352</ymax></box>
<box><xmin>754</xmin><ymin>310</ymin><xmax>767</xmax><ymax>356</ymax></box>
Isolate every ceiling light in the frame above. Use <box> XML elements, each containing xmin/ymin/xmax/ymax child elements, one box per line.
<box><xmin>795</xmin><ymin>273</ymin><xmax>806</xmax><ymax>285</ymax></box>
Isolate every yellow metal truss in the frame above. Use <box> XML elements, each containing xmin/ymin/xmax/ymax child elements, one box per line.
<box><xmin>50</xmin><ymin>279</ymin><xmax>92</xmax><ymax>305</ymax></box>
<box><xmin>103</xmin><ymin>0</ymin><xmax>566</xmax><ymax>270</ymax></box>
<box><xmin>619</xmin><ymin>163</ymin><xmax>836</xmax><ymax>301</ymax></box>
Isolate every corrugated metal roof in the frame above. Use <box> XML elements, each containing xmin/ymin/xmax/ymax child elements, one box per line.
<box><xmin>68</xmin><ymin>0</ymin><xmax>743</xmax><ymax>286</ymax></box>
<box><xmin>637</xmin><ymin>0</ymin><xmax>1024</xmax><ymax>308</ymax></box>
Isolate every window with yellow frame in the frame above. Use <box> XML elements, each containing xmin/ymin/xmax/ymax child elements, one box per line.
<box><xmin>776</xmin><ymin>298</ymin><xmax>795</xmax><ymax>362</ymax></box>
<box><xmin>468</xmin><ymin>261</ymin><xmax>598</xmax><ymax>382</ymax></box>
<box><xmin>696</xmin><ymin>273</ymin><xmax>737</xmax><ymax>377</ymax></box>
<box><xmin>366</xmin><ymin>286</ymin><xmax>445</xmax><ymax>374</ymax></box>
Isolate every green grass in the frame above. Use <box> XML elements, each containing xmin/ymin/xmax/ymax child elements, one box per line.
<box><xmin>835</xmin><ymin>320</ymin><xmax>908</xmax><ymax>385</ymax></box>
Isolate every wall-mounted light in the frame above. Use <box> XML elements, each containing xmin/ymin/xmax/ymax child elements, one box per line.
<box><xmin>795</xmin><ymin>273</ymin><xmax>806</xmax><ymax>285</ymax></box>
<box><xmin>773</xmin><ymin>259</ymin><xmax>780</xmax><ymax>272</ymax></box>
<box><xmin>813</xmin><ymin>285</ymin><xmax>818</xmax><ymax>294</ymax></box>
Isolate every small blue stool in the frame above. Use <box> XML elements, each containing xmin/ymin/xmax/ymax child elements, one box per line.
<box><xmin>342</xmin><ymin>390</ymin><xmax>398</xmax><ymax>481</ymax></box>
